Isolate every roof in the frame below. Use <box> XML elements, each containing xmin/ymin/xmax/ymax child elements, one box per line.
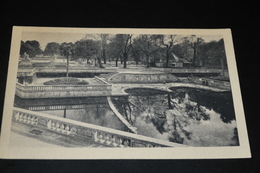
<box><xmin>169</xmin><ymin>53</ymin><xmax>192</xmax><ymax>64</ymax></box>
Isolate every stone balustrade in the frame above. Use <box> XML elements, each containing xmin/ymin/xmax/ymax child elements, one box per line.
<box><xmin>36</xmin><ymin>67</ymin><xmax>117</xmax><ymax>72</ymax></box>
<box><xmin>188</xmin><ymin>76</ymin><xmax>231</xmax><ymax>90</ymax></box>
<box><xmin>159</xmin><ymin>68</ymin><xmax>223</xmax><ymax>73</ymax></box>
<box><xmin>108</xmin><ymin>72</ymin><xmax>179</xmax><ymax>83</ymax></box>
<box><xmin>13</xmin><ymin>107</ymin><xmax>187</xmax><ymax>148</ymax></box>
<box><xmin>15</xmin><ymin>77</ymin><xmax>112</xmax><ymax>98</ymax></box>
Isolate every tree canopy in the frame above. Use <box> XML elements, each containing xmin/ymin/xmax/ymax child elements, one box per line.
<box><xmin>20</xmin><ymin>34</ymin><xmax>226</xmax><ymax>69</ymax></box>
<box><xmin>133</xmin><ymin>35</ymin><xmax>159</xmax><ymax>68</ymax></box>
<box><xmin>60</xmin><ymin>42</ymin><xmax>75</xmax><ymax>77</ymax></box>
<box><xmin>43</xmin><ymin>42</ymin><xmax>60</xmax><ymax>56</ymax></box>
<box><xmin>20</xmin><ymin>40</ymin><xmax>43</xmax><ymax>57</ymax></box>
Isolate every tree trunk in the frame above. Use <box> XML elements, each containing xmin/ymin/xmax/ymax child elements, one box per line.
<box><xmin>146</xmin><ymin>55</ymin><xmax>149</xmax><ymax>68</ymax></box>
<box><xmin>115</xmin><ymin>57</ymin><xmax>118</xmax><ymax>67</ymax></box>
<box><xmin>63</xmin><ymin>108</ymin><xmax>66</xmax><ymax>118</ymax></box>
<box><xmin>103</xmin><ymin>49</ymin><xmax>106</xmax><ymax>64</ymax></box>
<box><xmin>97</xmin><ymin>57</ymin><xmax>103</xmax><ymax>68</ymax></box>
<box><xmin>120</xmin><ymin>55</ymin><xmax>123</xmax><ymax>64</ymax></box>
<box><xmin>165</xmin><ymin>49</ymin><xmax>169</xmax><ymax>68</ymax></box>
<box><xmin>168</xmin><ymin>94</ymin><xmax>172</xmax><ymax>109</ymax></box>
<box><xmin>123</xmin><ymin>53</ymin><xmax>127</xmax><ymax>68</ymax></box>
<box><xmin>193</xmin><ymin>46</ymin><xmax>197</xmax><ymax>67</ymax></box>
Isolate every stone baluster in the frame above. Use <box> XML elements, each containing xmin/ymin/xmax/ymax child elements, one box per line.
<box><xmin>123</xmin><ymin>139</ymin><xmax>130</xmax><ymax>147</ymax></box>
<box><xmin>111</xmin><ymin>135</ymin><xmax>118</xmax><ymax>147</ymax></box>
<box><xmin>119</xmin><ymin>137</ymin><xmax>124</xmax><ymax>148</ymax></box>
<box><xmin>33</xmin><ymin>117</ymin><xmax>38</xmax><ymax>125</ymax></box>
<box><xmin>30</xmin><ymin>116</ymin><xmax>35</xmax><ymax>125</ymax></box>
<box><xmin>56</xmin><ymin>122</ymin><xmax>60</xmax><ymax>132</ymax></box>
<box><xmin>19</xmin><ymin>113</ymin><xmax>23</xmax><ymax>122</ymax></box>
<box><xmin>71</xmin><ymin>126</ymin><xmax>76</xmax><ymax>134</ymax></box>
<box><xmin>14</xmin><ymin>112</ymin><xmax>20</xmax><ymax>121</ymax></box>
<box><xmin>65</xmin><ymin>125</ymin><xmax>71</xmax><ymax>134</ymax></box>
<box><xmin>51</xmin><ymin>121</ymin><xmax>56</xmax><ymax>130</ymax></box>
<box><xmin>47</xmin><ymin>120</ymin><xmax>52</xmax><ymax>129</ymax></box>
<box><xmin>60</xmin><ymin>124</ymin><xmax>65</xmax><ymax>133</ymax></box>
<box><xmin>99</xmin><ymin>132</ymin><xmax>105</xmax><ymax>143</ymax></box>
<box><xmin>105</xmin><ymin>134</ymin><xmax>110</xmax><ymax>145</ymax></box>
<box><xmin>94</xmin><ymin>131</ymin><xmax>98</xmax><ymax>142</ymax></box>
<box><xmin>23</xmin><ymin>114</ymin><xmax>28</xmax><ymax>123</ymax></box>
<box><xmin>27</xmin><ymin>115</ymin><xmax>32</xmax><ymax>124</ymax></box>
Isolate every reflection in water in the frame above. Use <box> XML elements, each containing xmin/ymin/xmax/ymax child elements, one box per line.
<box><xmin>43</xmin><ymin>106</ymin><xmax>126</xmax><ymax>131</ymax></box>
<box><xmin>123</xmin><ymin>88</ymin><xmax>239</xmax><ymax>147</ymax></box>
<box><xmin>14</xmin><ymin>96</ymin><xmax>126</xmax><ymax>131</ymax></box>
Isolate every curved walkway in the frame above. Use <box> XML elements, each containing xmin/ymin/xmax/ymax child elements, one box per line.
<box><xmin>107</xmin><ymin>97</ymin><xmax>138</xmax><ymax>134</ymax></box>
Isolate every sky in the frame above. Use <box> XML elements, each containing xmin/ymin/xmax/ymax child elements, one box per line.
<box><xmin>21</xmin><ymin>32</ymin><xmax>223</xmax><ymax>50</ymax></box>
<box><xmin>21</xmin><ymin>32</ymin><xmax>87</xmax><ymax>50</ymax></box>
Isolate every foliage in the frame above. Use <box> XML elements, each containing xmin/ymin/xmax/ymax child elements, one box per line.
<box><xmin>181</xmin><ymin>35</ymin><xmax>204</xmax><ymax>67</ymax></box>
<box><xmin>43</xmin><ymin>42</ymin><xmax>60</xmax><ymax>56</ymax></box>
<box><xmin>85</xmin><ymin>34</ymin><xmax>110</xmax><ymax>64</ymax></box>
<box><xmin>132</xmin><ymin>35</ymin><xmax>160</xmax><ymax>68</ymax></box>
<box><xmin>59</xmin><ymin>42</ymin><xmax>75</xmax><ymax>57</ymax></box>
<box><xmin>108</xmin><ymin>34</ymin><xmax>132</xmax><ymax>68</ymax></box>
<box><xmin>157</xmin><ymin>35</ymin><xmax>182</xmax><ymax>67</ymax></box>
<box><xmin>20</xmin><ymin>34</ymin><xmax>227</xmax><ymax>69</ymax></box>
<box><xmin>59</xmin><ymin>42</ymin><xmax>75</xmax><ymax>77</ymax></box>
<box><xmin>20</xmin><ymin>40</ymin><xmax>43</xmax><ymax>57</ymax></box>
<box><xmin>199</xmin><ymin>39</ymin><xmax>227</xmax><ymax>69</ymax></box>
<box><xmin>74</xmin><ymin>39</ymin><xmax>99</xmax><ymax>59</ymax></box>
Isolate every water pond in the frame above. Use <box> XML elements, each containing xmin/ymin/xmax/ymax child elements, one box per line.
<box><xmin>122</xmin><ymin>87</ymin><xmax>239</xmax><ymax>147</ymax></box>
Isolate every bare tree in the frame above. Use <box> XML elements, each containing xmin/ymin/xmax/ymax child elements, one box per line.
<box><xmin>133</xmin><ymin>35</ymin><xmax>159</xmax><ymax>68</ymax></box>
<box><xmin>108</xmin><ymin>34</ymin><xmax>132</xmax><ymax>68</ymax></box>
<box><xmin>183</xmin><ymin>35</ymin><xmax>204</xmax><ymax>67</ymax></box>
<box><xmin>85</xmin><ymin>34</ymin><xmax>110</xmax><ymax>64</ymax></box>
<box><xmin>158</xmin><ymin>35</ymin><xmax>182</xmax><ymax>68</ymax></box>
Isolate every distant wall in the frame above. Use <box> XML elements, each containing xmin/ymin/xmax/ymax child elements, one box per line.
<box><xmin>188</xmin><ymin>76</ymin><xmax>231</xmax><ymax>90</ymax></box>
<box><xmin>108</xmin><ymin>73</ymin><xmax>179</xmax><ymax>83</ymax></box>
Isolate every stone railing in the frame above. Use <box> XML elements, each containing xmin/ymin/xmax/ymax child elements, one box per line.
<box><xmin>12</xmin><ymin>107</ymin><xmax>187</xmax><ymax>148</ymax></box>
<box><xmin>158</xmin><ymin>68</ymin><xmax>222</xmax><ymax>74</ymax></box>
<box><xmin>188</xmin><ymin>76</ymin><xmax>231</xmax><ymax>90</ymax></box>
<box><xmin>36</xmin><ymin>67</ymin><xmax>117</xmax><ymax>72</ymax></box>
<box><xmin>15</xmin><ymin>78</ymin><xmax>112</xmax><ymax>98</ymax></box>
<box><xmin>108</xmin><ymin>72</ymin><xmax>179</xmax><ymax>83</ymax></box>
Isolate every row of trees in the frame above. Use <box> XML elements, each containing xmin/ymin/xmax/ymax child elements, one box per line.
<box><xmin>20</xmin><ymin>34</ymin><xmax>227</xmax><ymax>69</ymax></box>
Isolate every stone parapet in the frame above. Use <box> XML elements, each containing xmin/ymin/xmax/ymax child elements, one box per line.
<box><xmin>15</xmin><ymin>77</ymin><xmax>112</xmax><ymax>98</ymax></box>
<box><xmin>108</xmin><ymin>72</ymin><xmax>179</xmax><ymax>83</ymax></box>
<box><xmin>13</xmin><ymin>107</ymin><xmax>187</xmax><ymax>148</ymax></box>
<box><xmin>188</xmin><ymin>76</ymin><xmax>231</xmax><ymax>90</ymax></box>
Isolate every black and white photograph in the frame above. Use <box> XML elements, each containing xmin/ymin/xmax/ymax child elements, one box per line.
<box><xmin>0</xmin><ymin>27</ymin><xmax>251</xmax><ymax>159</ymax></box>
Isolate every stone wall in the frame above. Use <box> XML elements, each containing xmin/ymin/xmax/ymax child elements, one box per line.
<box><xmin>108</xmin><ymin>73</ymin><xmax>179</xmax><ymax>83</ymax></box>
<box><xmin>188</xmin><ymin>76</ymin><xmax>231</xmax><ymax>90</ymax></box>
<box><xmin>15</xmin><ymin>77</ymin><xmax>112</xmax><ymax>98</ymax></box>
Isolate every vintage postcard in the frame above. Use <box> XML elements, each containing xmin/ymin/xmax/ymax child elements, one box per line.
<box><xmin>0</xmin><ymin>27</ymin><xmax>251</xmax><ymax>159</ymax></box>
